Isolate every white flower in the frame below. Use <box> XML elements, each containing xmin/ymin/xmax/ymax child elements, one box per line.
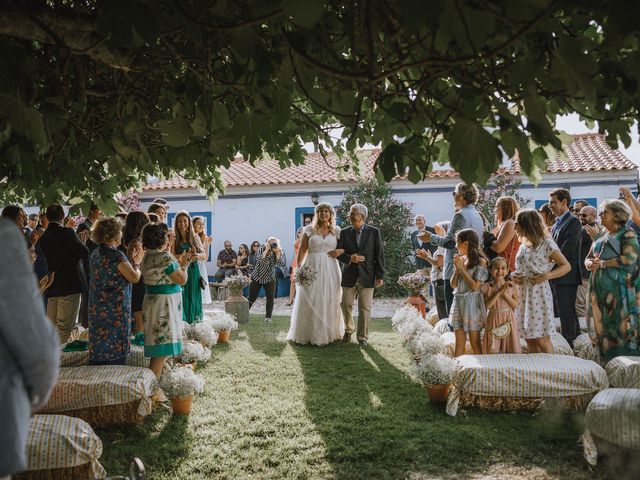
<box><xmin>183</xmin><ymin>322</ymin><xmax>218</xmax><ymax>347</ymax></box>
<box><xmin>222</xmin><ymin>274</ymin><xmax>251</xmax><ymax>291</ymax></box>
<box><xmin>409</xmin><ymin>354</ymin><xmax>456</xmax><ymax>386</ymax></box>
<box><xmin>159</xmin><ymin>366</ymin><xmax>205</xmax><ymax>397</ymax></box>
<box><xmin>204</xmin><ymin>310</ymin><xmax>238</xmax><ymax>331</ymax></box>
<box><xmin>391</xmin><ymin>305</ymin><xmax>424</xmax><ymax>331</ymax></box>
<box><xmin>406</xmin><ymin>330</ymin><xmax>446</xmax><ymax>358</ymax></box>
<box><xmin>295</xmin><ymin>265</ymin><xmax>317</xmax><ymax>286</ymax></box>
<box><xmin>176</xmin><ymin>340</ymin><xmax>212</xmax><ymax>363</ymax></box>
<box><xmin>397</xmin><ymin>272</ymin><xmax>429</xmax><ymax>292</ymax></box>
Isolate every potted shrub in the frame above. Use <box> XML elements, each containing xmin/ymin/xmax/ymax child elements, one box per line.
<box><xmin>397</xmin><ymin>272</ymin><xmax>429</xmax><ymax>317</ymax></box>
<box><xmin>176</xmin><ymin>340</ymin><xmax>212</xmax><ymax>367</ymax></box>
<box><xmin>222</xmin><ymin>275</ymin><xmax>251</xmax><ymax>324</ymax></box>
<box><xmin>409</xmin><ymin>354</ymin><xmax>456</xmax><ymax>403</ymax></box>
<box><xmin>158</xmin><ymin>366</ymin><xmax>205</xmax><ymax>414</ymax></box>
<box><xmin>205</xmin><ymin>310</ymin><xmax>238</xmax><ymax>343</ymax></box>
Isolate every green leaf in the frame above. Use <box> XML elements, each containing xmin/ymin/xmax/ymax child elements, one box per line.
<box><xmin>376</xmin><ymin>143</ymin><xmax>404</xmax><ymax>182</ymax></box>
<box><xmin>523</xmin><ymin>95</ymin><xmax>556</xmax><ymax>146</ymax></box>
<box><xmin>448</xmin><ymin>118</ymin><xmax>500</xmax><ymax>185</ymax></box>
<box><xmin>211</xmin><ymin>102</ymin><xmax>231</xmax><ymax>130</ymax></box>
<box><xmin>6</xmin><ymin>97</ymin><xmax>50</xmax><ymax>154</ymax></box>
<box><xmin>158</xmin><ymin>118</ymin><xmax>192</xmax><ymax>147</ymax></box>
<box><xmin>283</xmin><ymin>0</ymin><xmax>324</xmax><ymax>28</ymax></box>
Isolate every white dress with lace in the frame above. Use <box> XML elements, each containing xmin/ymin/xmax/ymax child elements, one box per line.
<box><xmin>286</xmin><ymin>225</ymin><xmax>344</xmax><ymax>346</ymax></box>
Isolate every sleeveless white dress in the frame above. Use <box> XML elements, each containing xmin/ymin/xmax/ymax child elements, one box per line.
<box><xmin>287</xmin><ymin>225</ymin><xmax>344</xmax><ymax>346</ymax></box>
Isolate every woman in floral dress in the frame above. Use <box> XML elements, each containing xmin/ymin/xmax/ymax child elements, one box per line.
<box><xmin>141</xmin><ymin>223</ymin><xmax>189</xmax><ymax>376</ymax></box>
<box><xmin>513</xmin><ymin>209</ymin><xmax>571</xmax><ymax>353</ymax></box>
<box><xmin>88</xmin><ymin>217</ymin><xmax>143</xmax><ymax>365</ymax></box>
<box><xmin>585</xmin><ymin>199</ymin><xmax>640</xmax><ymax>361</ymax></box>
<box><xmin>172</xmin><ymin>211</ymin><xmax>206</xmax><ymax>324</ymax></box>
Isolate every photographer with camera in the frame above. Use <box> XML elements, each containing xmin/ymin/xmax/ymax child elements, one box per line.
<box><xmin>247</xmin><ymin>237</ymin><xmax>286</xmax><ymax>323</ymax></box>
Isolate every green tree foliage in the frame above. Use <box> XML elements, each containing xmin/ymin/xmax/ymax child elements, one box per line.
<box><xmin>1</xmin><ymin>1</ymin><xmax>639</xmax><ymax>209</ymax></box>
<box><xmin>336</xmin><ymin>179</ymin><xmax>413</xmax><ymax>297</ymax></box>
<box><xmin>477</xmin><ymin>173</ymin><xmax>531</xmax><ymax>230</ymax></box>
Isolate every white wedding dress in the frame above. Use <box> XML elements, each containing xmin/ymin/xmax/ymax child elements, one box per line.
<box><xmin>286</xmin><ymin>225</ymin><xmax>344</xmax><ymax>346</ymax></box>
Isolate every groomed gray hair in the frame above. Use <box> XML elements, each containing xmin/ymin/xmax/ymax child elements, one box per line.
<box><xmin>600</xmin><ymin>199</ymin><xmax>631</xmax><ymax>227</ymax></box>
<box><xmin>350</xmin><ymin>203</ymin><xmax>368</xmax><ymax>220</ymax></box>
<box><xmin>454</xmin><ymin>182</ymin><xmax>479</xmax><ymax>205</ymax></box>
<box><xmin>414</xmin><ymin>214</ymin><xmax>426</xmax><ymax>222</ymax></box>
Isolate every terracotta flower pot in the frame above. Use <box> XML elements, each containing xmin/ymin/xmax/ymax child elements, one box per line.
<box><xmin>426</xmin><ymin>384</ymin><xmax>450</xmax><ymax>403</ymax></box>
<box><xmin>406</xmin><ymin>294</ymin><xmax>427</xmax><ymax>318</ymax></box>
<box><xmin>171</xmin><ymin>395</ymin><xmax>193</xmax><ymax>414</ymax></box>
<box><xmin>217</xmin><ymin>329</ymin><xmax>231</xmax><ymax>343</ymax></box>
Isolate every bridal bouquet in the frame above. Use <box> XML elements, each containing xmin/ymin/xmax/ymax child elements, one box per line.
<box><xmin>295</xmin><ymin>265</ymin><xmax>317</xmax><ymax>286</ymax></box>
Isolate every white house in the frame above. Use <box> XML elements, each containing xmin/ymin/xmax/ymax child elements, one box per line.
<box><xmin>139</xmin><ymin>133</ymin><xmax>638</xmax><ymax>279</ymax></box>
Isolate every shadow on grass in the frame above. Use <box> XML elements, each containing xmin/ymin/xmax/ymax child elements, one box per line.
<box><xmin>243</xmin><ymin>314</ymin><xmax>289</xmax><ymax>357</ymax></box>
<box><xmin>98</xmin><ymin>407</ymin><xmax>191</xmax><ymax>476</ymax></box>
<box><xmin>294</xmin><ymin>338</ymin><xmax>607</xmax><ymax>480</ymax></box>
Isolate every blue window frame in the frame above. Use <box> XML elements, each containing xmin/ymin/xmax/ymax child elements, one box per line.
<box><xmin>534</xmin><ymin>198</ymin><xmax>598</xmax><ymax>210</ymax></box>
<box><xmin>295</xmin><ymin>207</ymin><xmax>315</xmax><ymax>233</ymax></box>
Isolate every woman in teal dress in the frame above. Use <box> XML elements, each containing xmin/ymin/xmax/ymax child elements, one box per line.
<box><xmin>585</xmin><ymin>199</ymin><xmax>640</xmax><ymax>362</ymax></box>
<box><xmin>172</xmin><ymin>211</ymin><xmax>206</xmax><ymax>324</ymax></box>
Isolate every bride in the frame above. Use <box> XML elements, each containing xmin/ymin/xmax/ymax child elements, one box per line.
<box><xmin>286</xmin><ymin>202</ymin><xmax>345</xmax><ymax>346</ymax></box>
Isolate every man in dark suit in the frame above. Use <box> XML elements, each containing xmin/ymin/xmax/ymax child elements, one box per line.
<box><xmin>336</xmin><ymin>203</ymin><xmax>385</xmax><ymax>346</ymax></box>
<box><xmin>39</xmin><ymin>204</ymin><xmax>89</xmax><ymax>343</ymax></box>
<box><xmin>76</xmin><ymin>203</ymin><xmax>101</xmax><ymax>328</ymax></box>
<box><xmin>548</xmin><ymin>188</ymin><xmax>582</xmax><ymax>347</ymax></box>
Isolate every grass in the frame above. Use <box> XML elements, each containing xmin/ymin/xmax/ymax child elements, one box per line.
<box><xmin>99</xmin><ymin>316</ymin><xmax>615</xmax><ymax>479</ymax></box>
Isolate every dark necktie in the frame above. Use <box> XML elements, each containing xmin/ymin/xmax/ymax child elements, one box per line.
<box><xmin>356</xmin><ymin>228</ymin><xmax>362</xmax><ymax>247</ymax></box>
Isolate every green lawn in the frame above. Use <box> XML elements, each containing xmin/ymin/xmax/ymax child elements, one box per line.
<box><xmin>99</xmin><ymin>316</ymin><xmax>613</xmax><ymax>479</ymax></box>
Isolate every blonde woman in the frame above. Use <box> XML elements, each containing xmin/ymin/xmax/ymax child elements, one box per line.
<box><xmin>172</xmin><ymin>211</ymin><xmax>206</xmax><ymax>324</ymax></box>
<box><xmin>192</xmin><ymin>216</ymin><xmax>213</xmax><ymax>305</ymax></box>
<box><xmin>512</xmin><ymin>209</ymin><xmax>571</xmax><ymax>353</ymax></box>
<box><xmin>287</xmin><ymin>202</ymin><xmax>345</xmax><ymax>345</ymax></box>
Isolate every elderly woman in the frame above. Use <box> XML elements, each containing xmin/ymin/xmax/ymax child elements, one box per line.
<box><xmin>490</xmin><ymin>196</ymin><xmax>521</xmax><ymax>272</ymax></box>
<box><xmin>247</xmin><ymin>237</ymin><xmax>286</xmax><ymax>323</ymax></box>
<box><xmin>420</xmin><ymin>182</ymin><xmax>484</xmax><ymax>317</ymax></box>
<box><xmin>88</xmin><ymin>217</ymin><xmax>143</xmax><ymax>365</ymax></box>
<box><xmin>585</xmin><ymin>199</ymin><xmax>640</xmax><ymax>361</ymax></box>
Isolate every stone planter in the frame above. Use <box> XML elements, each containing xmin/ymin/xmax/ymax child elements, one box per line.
<box><xmin>225</xmin><ymin>289</ymin><xmax>249</xmax><ymax>324</ymax></box>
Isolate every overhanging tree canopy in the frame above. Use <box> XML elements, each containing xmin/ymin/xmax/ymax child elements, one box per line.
<box><xmin>1</xmin><ymin>0</ymin><xmax>639</xmax><ymax>210</ymax></box>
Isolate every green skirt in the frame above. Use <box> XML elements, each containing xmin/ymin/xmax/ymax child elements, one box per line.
<box><xmin>182</xmin><ymin>261</ymin><xmax>203</xmax><ymax>324</ymax></box>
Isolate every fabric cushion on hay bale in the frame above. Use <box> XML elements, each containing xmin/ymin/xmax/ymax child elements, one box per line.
<box><xmin>60</xmin><ymin>345</ymin><xmax>149</xmax><ymax>368</ymax></box>
<box><xmin>551</xmin><ymin>317</ymin><xmax>562</xmax><ymax>333</ymax></box>
<box><xmin>578</xmin><ymin>316</ymin><xmax>588</xmax><ymax>333</ymax></box>
<box><xmin>40</xmin><ymin>366</ymin><xmax>157</xmax><ymax>427</ymax></box>
<box><xmin>426</xmin><ymin>308</ymin><xmax>439</xmax><ymax>327</ymax></box>
<box><xmin>440</xmin><ymin>332</ymin><xmax>472</xmax><ymax>357</ymax></box>
<box><xmin>550</xmin><ymin>332</ymin><xmax>575</xmax><ymax>356</ymax></box>
<box><xmin>573</xmin><ymin>333</ymin><xmax>599</xmax><ymax>362</ymax></box>
<box><xmin>446</xmin><ymin>353</ymin><xmax>609</xmax><ymax>416</ymax></box>
<box><xmin>14</xmin><ymin>414</ymin><xmax>106</xmax><ymax>480</ymax></box>
<box><xmin>433</xmin><ymin>319</ymin><xmax>450</xmax><ymax>336</ymax></box>
<box><xmin>582</xmin><ymin>388</ymin><xmax>640</xmax><ymax>466</ymax></box>
<box><xmin>605</xmin><ymin>356</ymin><xmax>640</xmax><ymax>388</ymax></box>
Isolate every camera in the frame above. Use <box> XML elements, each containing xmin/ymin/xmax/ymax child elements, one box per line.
<box><xmin>270</xmin><ymin>242</ymin><xmax>278</xmax><ymax>249</ymax></box>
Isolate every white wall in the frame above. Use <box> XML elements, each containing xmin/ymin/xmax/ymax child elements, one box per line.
<box><xmin>140</xmin><ymin>169</ymin><xmax>637</xmax><ymax>277</ymax></box>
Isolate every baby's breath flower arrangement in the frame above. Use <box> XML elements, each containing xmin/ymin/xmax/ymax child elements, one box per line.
<box><xmin>159</xmin><ymin>366</ymin><xmax>205</xmax><ymax>398</ymax></box>
<box><xmin>409</xmin><ymin>354</ymin><xmax>456</xmax><ymax>386</ymax></box>
<box><xmin>223</xmin><ymin>274</ymin><xmax>251</xmax><ymax>292</ymax></box>
<box><xmin>397</xmin><ymin>272</ymin><xmax>429</xmax><ymax>295</ymax></box>
<box><xmin>294</xmin><ymin>264</ymin><xmax>317</xmax><ymax>286</ymax></box>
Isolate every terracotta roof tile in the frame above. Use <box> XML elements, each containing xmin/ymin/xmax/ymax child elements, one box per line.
<box><xmin>142</xmin><ymin>133</ymin><xmax>636</xmax><ymax>191</ymax></box>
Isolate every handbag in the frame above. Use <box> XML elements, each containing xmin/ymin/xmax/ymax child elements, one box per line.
<box><xmin>491</xmin><ymin>321</ymin><xmax>511</xmax><ymax>339</ymax></box>
<box><xmin>198</xmin><ymin>275</ymin><xmax>207</xmax><ymax>290</ymax></box>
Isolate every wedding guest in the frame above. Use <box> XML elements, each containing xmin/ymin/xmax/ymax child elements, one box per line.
<box><xmin>247</xmin><ymin>240</ymin><xmax>261</xmax><ymax>275</ymax></box>
<box><xmin>548</xmin><ymin>188</ymin><xmax>582</xmax><ymax>347</ymax></box>
<box><xmin>417</xmin><ymin>221</ymin><xmax>449</xmax><ymax>320</ymax></box>
<box><xmin>122</xmin><ymin>211</ymin><xmax>150</xmax><ymax>338</ymax></box>
<box><xmin>287</xmin><ymin>228</ymin><xmax>304</xmax><ymax>305</ymax></box>
<box><xmin>585</xmin><ymin>199</ymin><xmax>640</xmax><ymax>361</ymax></box>
<box><xmin>420</xmin><ymin>182</ymin><xmax>484</xmax><ymax>317</ymax></box>
<box><xmin>141</xmin><ymin>223</ymin><xmax>188</xmax><ymax>376</ymax></box>
<box><xmin>77</xmin><ymin>202</ymin><xmax>101</xmax><ymax>328</ymax></box>
<box><xmin>236</xmin><ymin>243</ymin><xmax>251</xmax><ymax>277</ymax></box>
<box><xmin>411</xmin><ymin>214</ymin><xmax>436</xmax><ymax>276</ymax></box>
<box><xmin>538</xmin><ymin>203</ymin><xmax>555</xmax><ymax>235</ymax></box>
<box><xmin>152</xmin><ymin>198</ymin><xmax>170</xmax><ymax>211</ymax></box>
<box><xmin>147</xmin><ymin>203</ymin><xmax>167</xmax><ymax>224</ymax></box>
<box><xmin>215</xmin><ymin>240</ymin><xmax>237</xmax><ymax>281</ymax></box>
<box><xmin>449</xmin><ymin>229</ymin><xmax>488</xmax><ymax>355</ymax></box>
<box><xmin>193</xmin><ymin>216</ymin><xmax>213</xmax><ymax>305</ymax></box>
<box><xmin>172</xmin><ymin>211</ymin><xmax>206</xmax><ymax>324</ymax></box>
<box><xmin>248</xmin><ymin>237</ymin><xmax>286</xmax><ymax>323</ymax></box>
<box><xmin>513</xmin><ymin>209</ymin><xmax>571</xmax><ymax>353</ymax></box>
<box><xmin>64</xmin><ymin>215</ymin><xmax>77</xmax><ymax>229</ymax></box>
<box><xmin>1</xmin><ymin>204</ymin><xmax>27</xmax><ymax>232</ymax></box>
<box><xmin>39</xmin><ymin>204</ymin><xmax>89</xmax><ymax>343</ymax></box>
<box><xmin>575</xmin><ymin>205</ymin><xmax>600</xmax><ymax>318</ymax></box>
<box><xmin>88</xmin><ymin>217</ymin><xmax>143</xmax><ymax>365</ymax></box>
<box><xmin>27</xmin><ymin>213</ymin><xmax>38</xmax><ymax>231</ymax></box>
<box><xmin>0</xmin><ymin>219</ymin><xmax>59</xmax><ymax>479</ymax></box>
<box><xmin>482</xmin><ymin>257</ymin><xmax>521</xmax><ymax>354</ymax></box>
<box><xmin>572</xmin><ymin>199</ymin><xmax>589</xmax><ymax>215</ymax></box>
<box><xmin>489</xmin><ymin>196</ymin><xmax>520</xmax><ymax>272</ymax></box>
<box><xmin>147</xmin><ymin>212</ymin><xmax>160</xmax><ymax>224</ymax></box>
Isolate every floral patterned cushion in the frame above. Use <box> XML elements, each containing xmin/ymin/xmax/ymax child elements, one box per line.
<box><xmin>24</xmin><ymin>414</ymin><xmax>106</xmax><ymax>477</ymax></box>
<box><xmin>582</xmin><ymin>388</ymin><xmax>640</xmax><ymax>465</ymax></box>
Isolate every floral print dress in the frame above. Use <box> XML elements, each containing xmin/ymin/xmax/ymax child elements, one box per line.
<box><xmin>141</xmin><ymin>249</ymin><xmax>184</xmax><ymax>358</ymax></box>
<box><xmin>88</xmin><ymin>245</ymin><xmax>132</xmax><ymax>364</ymax></box>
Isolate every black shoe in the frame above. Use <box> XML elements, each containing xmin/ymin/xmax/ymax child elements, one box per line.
<box><xmin>358</xmin><ymin>339</ymin><xmax>368</xmax><ymax>347</ymax></box>
<box><xmin>342</xmin><ymin>333</ymin><xmax>352</xmax><ymax>342</ymax></box>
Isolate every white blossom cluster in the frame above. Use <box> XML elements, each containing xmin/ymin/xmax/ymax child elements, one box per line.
<box><xmin>204</xmin><ymin>310</ymin><xmax>238</xmax><ymax>331</ymax></box>
<box><xmin>159</xmin><ymin>366</ymin><xmax>205</xmax><ymax>398</ymax></box>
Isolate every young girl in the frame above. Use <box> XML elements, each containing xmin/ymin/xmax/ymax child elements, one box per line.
<box><xmin>449</xmin><ymin>228</ymin><xmax>488</xmax><ymax>356</ymax></box>
<box><xmin>512</xmin><ymin>209</ymin><xmax>571</xmax><ymax>354</ymax></box>
<box><xmin>481</xmin><ymin>257</ymin><xmax>521</xmax><ymax>354</ymax></box>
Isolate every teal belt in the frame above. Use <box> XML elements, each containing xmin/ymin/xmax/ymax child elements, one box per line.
<box><xmin>145</xmin><ymin>284</ymin><xmax>182</xmax><ymax>294</ymax></box>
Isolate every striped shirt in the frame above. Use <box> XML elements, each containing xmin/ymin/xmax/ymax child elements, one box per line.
<box><xmin>250</xmin><ymin>246</ymin><xmax>286</xmax><ymax>284</ymax></box>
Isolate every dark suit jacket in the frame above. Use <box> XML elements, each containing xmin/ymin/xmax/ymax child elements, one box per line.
<box><xmin>337</xmin><ymin>224</ymin><xmax>385</xmax><ymax>288</ymax></box>
<box><xmin>39</xmin><ymin>223</ymin><xmax>89</xmax><ymax>297</ymax></box>
<box><xmin>551</xmin><ymin>212</ymin><xmax>582</xmax><ymax>286</ymax></box>
<box><xmin>411</xmin><ymin>227</ymin><xmax>436</xmax><ymax>269</ymax></box>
